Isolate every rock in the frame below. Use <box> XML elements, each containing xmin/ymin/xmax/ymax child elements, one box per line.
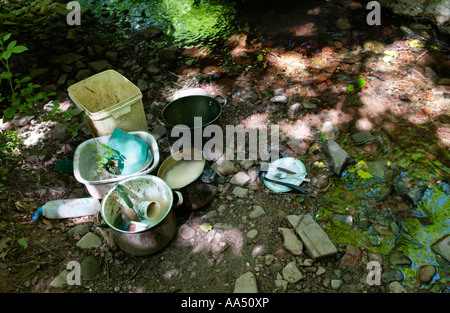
<box><xmin>316</xmin><ymin>266</ymin><xmax>326</xmax><ymax>276</ymax></box>
<box><xmin>340</xmin><ymin>245</ymin><xmax>362</xmax><ymax>268</ymax></box>
<box><xmin>287</xmin><ymin>103</ymin><xmax>302</xmax><ymax>119</ymax></box>
<box><xmin>57</xmin><ymin>74</ymin><xmax>68</xmax><ymax>85</ymax></box>
<box><xmin>137</xmin><ymin>79</ymin><xmax>149</xmax><ymax>92</ymax></box>
<box><xmin>389</xmin><ymin>250</ymin><xmax>412</xmax><ymax>266</ymax></box>
<box><xmin>387</xmin><ymin>281</ymin><xmax>406</xmax><ymax>293</ymax></box>
<box><xmin>331</xmin><ymin>279</ymin><xmax>343</xmax><ymax>290</ymax></box>
<box><xmin>368</xmin><ymin>252</ymin><xmax>383</xmax><ymax>267</ymax></box>
<box><xmin>278</xmin><ymin>227</ymin><xmax>303</xmax><ymax>255</ymax></box>
<box><xmin>286</xmin><ymin>215</ymin><xmax>302</xmax><ymax>228</ymax></box>
<box><xmin>11</xmin><ymin>115</ymin><xmax>33</xmax><ymax>127</ymax></box>
<box><xmin>76</xmin><ymin>232</ymin><xmax>102</xmax><ymax>249</ymax></box>
<box><xmin>302</xmin><ymin>102</ymin><xmax>317</xmax><ymax>110</ymax></box>
<box><xmin>53</xmin><ymin>53</ymin><xmax>85</xmax><ymax>65</ymax></box>
<box><xmin>75</xmin><ymin>69</ymin><xmax>91</xmax><ymax>81</ymax></box>
<box><xmin>382</xmin><ymin>269</ymin><xmax>404</xmax><ymax>284</ymax></box>
<box><xmin>270</xmin><ymin>95</ymin><xmax>288</xmax><ymax>103</ymax></box>
<box><xmin>29</xmin><ymin>68</ymin><xmax>49</xmax><ymax>79</ymax></box>
<box><xmin>275</xmin><ymin>276</ymin><xmax>288</xmax><ymax>292</ymax></box>
<box><xmin>351</xmin><ymin>131</ymin><xmax>376</xmax><ymax>145</ymax></box>
<box><xmin>431</xmin><ymin>234</ymin><xmax>450</xmax><ymax>263</ymax></box>
<box><xmin>417</xmin><ymin>265</ymin><xmax>436</xmax><ymax>284</ymax></box>
<box><xmin>295</xmin><ymin>214</ymin><xmax>337</xmax><ymax>259</ymax></box>
<box><xmin>67</xmin><ymin>224</ymin><xmax>89</xmax><ymax>238</ymax></box>
<box><xmin>230</xmin><ymin>172</ymin><xmax>250</xmax><ymax>186</ymax></box>
<box><xmin>240</xmin><ymin>159</ymin><xmax>254</xmax><ymax>170</ymax></box>
<box><xmin>105</xmin><ymin>51</ymin><xmax>118</xmax><ymax>61</ymax></box>
<box><xmin>80</xmin><ymin>256</ymin><xmax>101</xmax><ymax>280</ymax></box>
<box><xmin>265</xmin><ymin>254</ymin><xmax>275</xmax><ymax>265</ymax></box>
<box><xmin>249</xmin><ymin>205</ymin><xmax>266</xmax><ymax>219</ymax></box>
<box><xmin>332</xmin><ymin>214</ymin><xmax>353</xmax><ymax>229</ymax></box>
<box><xmin>326</xmin><ymin>140</ymin><xmax>353</xmax><ymax>176</ymax></box>
<box><xmin>234</xmin><ymin>271</ymin><xmax>258</xmax><ymax>293</ymax></box>
<box><xmin>88</xmin><ymin>60</ymin><xmax>113</xmax><ymax>73</ymax></box>
<box><xmin>310</xmin><ymin>174</ymin><xmax>329</xmax><ymax>189</ymax></box>
<box><xmin>233</xmin><ymin>187</ymin><xmax>248</xmax><ymax>198</ymax></box>
<box><xmin>146</xmin><ymin>65</ymin><xmax>160</xmax><ymax>75</ymax></box>
<box><xmin>50</xmin><ymin>270</ymin><xmax>69</xmax><ymax>288</ymax></box>
<box><xmin>303</xmin><ymin>259</ymin><xmax>314</xmax><ymax>267</ymax></box>
<box><xmin>282</xmin><ymin>261</ymin><xmax>303</xmax><ymax>283</ymax></box>
<box><xmin>321</xmin><ymin>121</ymin><xmax>339</xmax><ymax>140</ymax></box>
<box><xmin>211</xmin><ymin>159</ymin><xmax>235</xmax><ymax>176</ymax></box>
<box><xmin>247</xmin><ymin>229</ymin><xmax>258</xmax><ymax>239</ymax></box>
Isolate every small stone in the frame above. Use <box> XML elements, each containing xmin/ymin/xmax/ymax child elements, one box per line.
<box><xmin>331</xmin><ymin>279</ymin><xmax>343</xmax><ymax>290</ymax></box>
<box><xmin>51</xmin><ymin>123</ymin><xmax>67</xmax><ymax>140</ymax></box>
<box><xmin>387</xmin><ymin>281</ymin><xmax>406</xmax><ymax>293</ymax></box>
<box><xmin>230</xmin><ymin>172</ymin><xmax>250</xmax><ymax>186</ymax></box>
<box><xmin>233</xmin><ymin>187</ymin><xmax>248</xmax><ymax>198</ymax></box>
<box><xmin>326</xmin><ymin>140</ymin><xmax>353</xmax><ymax>176</ymax></box>
<box><xmin>340</xmin><ymin>245</ymin><xmax>362</xmax><ymax>268</ymax></box>
<box><xmin>431</xmin><ymin>235</ymin><xmax>450</xmax><ymax>263</ymax></box>
<box><xmin>303</xmin><ymin>259</ymin><xmax>314</xmax><ymax>267</ymax></box>
<box><xmin>178</xmin><ymin>224</ymin><xmax>196</xmax><ymax>240</ymax></box>
<box><xmin>275</xmin><ymin>278</ymin><xmax>288</xmax><ymax>292</ymax></box>
<box><xmin>265</xmin><ymin>254</ymin><xmax>275</xmax><ymax>265</ymax></box>
<box><xmin>211</xmin><ymin>159</ymin><xmax>235</xmax><ymax>176</ymax></box>
<box><xmin>382</xmin><ymin>269</ymin><xmax>404</xmax><ymax>284</ymax></box>
<box><xmin>287</xmin><ymin>103</ymin><xmax>302</xmax><ymax>119</ymax></box>
<box><xmin>88</xmin><ymin>60</ymin><xmax>112</xmax><ymax>72</ymax></box>
<box><xmin>57</xmin><ymin>74</ymin><xmax>68</xmax><ymax>85</ymax></box>
<box><xmin>50</xmin><ymin>270</ymin><xmax>69</xmax><ymax>288</ymax></box>
<box><xmin>302</xmin><ymin>102</ymin><xmax>317</xmax><ymax>110</ymax></box>
<box><xmin>270</xmin><ymin>95</ymin><xmax>288</xmax><ymax>103</ymax></box>
<box><xmin>389</xmin><ymin>250</ymin><xmax>412</xmax><ymax>266</ymax></box>
<box><xmin>417</xmin><ymin>265</ymin><xmax>436</xmax><ymax>284</ymax></box>
<box><xmin>234</xmin><ymin>271</ymin><xmax>258</xmax><ymax>293</ymax></box>
<box><xmin>137</xmin><ymin>79</ymin><xmax>149</xmax><ymax>92</ymax></box>
<box><xmin>249</xmin><ymin>206</ymin><xmax>266</xmax><ymax>219</ymax></box>
<box><xmin>316</xmin><ymin>266</ymin><xmax>326</xmax><ymax>276</ymax></box>
<box><xmin>67</xmin><ymin>224</ymin><xmax>89</xmax><ymax>238</ymax></box>
<box><xmin>105</xmin><ymin>51</ymin><xmax>118</xmax><ymax>60</ymax></box>
<box><xmin>278</xmin><ymin>228</ymin><xmax>303</xmax><ymax>255</ymax></box>
<box><xmin>76</xmin><ymin>232</ymin><xmax>102</xmax><ymax>249</ymax></box>
<box><xmin>282</xmin><ymin>261</ymin><xmax>303</xmax><ymax>283</ymax></box>
<box><xmin>247</xmin><ymin>229</ymin><xmax>258</xmax><ymax>239</ymax></box>
<box><xmin>286</xmin><ymin>215</ymin><xmax>301</xmax><ymax>228</ymax></box>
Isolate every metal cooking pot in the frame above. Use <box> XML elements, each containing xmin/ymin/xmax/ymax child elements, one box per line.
<box><xmin>101</xmin><ymin>175</ymin><xmax>182</xmax><ymax>256</ymax></box>
<box><xmin>160</xmin><ymin>95</ymin><xmax>227</xmax><ymax>147</ymax></box>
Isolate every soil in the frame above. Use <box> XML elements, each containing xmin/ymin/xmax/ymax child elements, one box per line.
<box><xmin>0</xmin><ymin>0</ymin><xmax>449</xmax><ymax>295</ymax></box>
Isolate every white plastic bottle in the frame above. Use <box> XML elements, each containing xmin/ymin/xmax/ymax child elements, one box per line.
<box><xmin>32</xmin><ymin>198</ymin><xmax>101</xmax><ymax>220</ymax></box>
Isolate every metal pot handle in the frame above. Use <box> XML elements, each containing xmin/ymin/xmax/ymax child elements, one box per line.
<box><xmin>214</xmin><ymin>95</ymin><xmax>227</xmax><ymax>108</ymax></box>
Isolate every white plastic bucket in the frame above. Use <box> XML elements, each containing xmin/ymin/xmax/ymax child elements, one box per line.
<box><xmin>68</xmin><ymin>70</ymin><xmax>148</xmax><ymax>137</ymax></box>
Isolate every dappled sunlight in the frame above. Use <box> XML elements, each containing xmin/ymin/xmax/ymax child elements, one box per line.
<box><xmin>240</xmin><ymin>112</ymin><xmax>270</xmax><ymax>130</ymax></box>
<box><xmin>175</xmin><ymin>217</ymin><xmax>244</xmax><ymax>261</ymax></box>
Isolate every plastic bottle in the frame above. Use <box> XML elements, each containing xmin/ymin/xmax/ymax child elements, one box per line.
<box><xmin>32</xmin><ymin>198</ymin><xmax>101</xmax><ymax>221</ymax></box>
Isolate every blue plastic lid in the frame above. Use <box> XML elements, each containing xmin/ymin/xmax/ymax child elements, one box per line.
<box><xmin>32</xmin><ymin>207</ymin><xmax>43</xmax><ymax>221</ymax></box>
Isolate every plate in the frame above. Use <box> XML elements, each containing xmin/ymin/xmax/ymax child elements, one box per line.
<box><xmin>263</xmin><ymin>158</ymin><xmax>307</xmax><ymax>193</ymax></box>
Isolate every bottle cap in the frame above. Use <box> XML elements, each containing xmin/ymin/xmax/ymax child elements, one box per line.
<box><xmin>32</xmin><ymin>207</ymin><xmax>43</xmax><ymax>221</ymax></box>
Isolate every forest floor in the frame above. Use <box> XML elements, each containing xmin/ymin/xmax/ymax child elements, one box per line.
<box><xmin>0</xmin><ymin>0</ymin><xmax>449</xmax><ymax>295</ymax></box>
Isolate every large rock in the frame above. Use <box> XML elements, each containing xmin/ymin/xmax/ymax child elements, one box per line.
<box><xmin>432</xmin><ymin>234</ymin><xmax>450</xmax><ymax>262</ymax></box>
<box><xmin>377</xmin><ymin>0</ymin><xmax>450</xmax><ymax>34</ymax></box>
<box><xmin>295</xmin><ymin>215</ymin><xmax>337</xmax><ymax>259</ymax></box>
<box><xmin>234</xmin><ymin>271</ymin><xmax>258</xmax><ymax>293</ymax></box>
<box><xmin>325</xmin><ymin>140</ymin><xmax>353</xmax><ymax>176</ymax></box>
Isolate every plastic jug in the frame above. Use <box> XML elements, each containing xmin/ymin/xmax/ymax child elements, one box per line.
<box><xmin>32</xmin><ymin>198</ymin><xmax>101</xmax><ymax>220</ymax></box>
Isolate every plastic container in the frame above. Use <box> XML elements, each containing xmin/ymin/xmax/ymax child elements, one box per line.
<box><xmin>32</xmin><ymin>198</ymin><xmax>101</xmax><ymax>220</ymax></box>
<box><xmin>73</xmin><ymin>131</ymin><xmax>160</xmax><ymax>199</ymax></box>
<box><xmin>68</xmin><ymin>70</ymin><xmax>148</xmax><ymax>137</ymax></box>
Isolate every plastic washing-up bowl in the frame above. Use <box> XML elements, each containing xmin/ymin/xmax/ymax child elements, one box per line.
<box><xmin>73</xmin><ymin>131</ymin><xmax>159</xmax><ymax>199</ymax></box>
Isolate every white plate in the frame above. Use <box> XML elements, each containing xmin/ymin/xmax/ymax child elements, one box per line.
<box><xmin>263</xmin><ymin>158</ymin><xmax>307</xmax><ymax>192</ymax></box>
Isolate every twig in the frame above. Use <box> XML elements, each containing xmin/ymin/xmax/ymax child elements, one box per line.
<box><xmin>38</xmin><ymin>241</ymin><xmax>55</xmax><ymax>255</ymax></box>
<box><xmin>129</xmin><ymin>265</ymin><xmax>141</xmax><ymax>280</ymax></box>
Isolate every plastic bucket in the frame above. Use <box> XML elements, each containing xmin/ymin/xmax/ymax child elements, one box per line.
<box><xmin>68</xmin><ymin>70</ymin><xmax>148</xmax><ymax>137</ymax></box>
<box><xmin>101</xmin><ymin>175</ymin><xmax>182</xmax><ymax>256</ymax></box>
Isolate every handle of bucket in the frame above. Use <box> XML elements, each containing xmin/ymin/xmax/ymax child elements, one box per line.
<box><xmin>174</xmin><ymin>191</ymin><xmax>183</xmax><ymax>207</ymax></box>
<box><xmin>214</xmin><ymin>95</ymin><xmax>227</xmax><ymax>108</ymax></box>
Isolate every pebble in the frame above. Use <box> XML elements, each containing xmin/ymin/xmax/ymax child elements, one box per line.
<box><xmin>417</xmin><ymin>265</ymin><xmax>436</xmax><ymax>284</ymax></box>
<box><xmin>234</xmin><ymin>271</ymin><xmax>258</xmax><ymax>293</ymax></box>
<box><xmin>230</xmin><ymin>172</ymin><xmax>250</xmax><ymax>186</ymax></box>
<box><xmin>233</xmin><ymin>187</ymin><xmax>249</xmax><ymax>198</ymax></box>
<box><xmin>316</xmin><ymin>266</ymin><xmax>326</xmax><ymax>276</ymax></box>
<box><xmin>331</xmin><ymin>279</ymin><xmax>343</xmax><ymax>290</ymax></box>
<box><xmin>278</xmin><ymin>227</ymin><xmax>303</xmax><ymax>255</ymax></box>
<box><xmin>247</xmin><ymin>229</ymin><xmax>258</xmax><ymax>239</ymax></box>
<box><xmin>282</xmin><ymin>261</ymin><xmax>303</xmax><ymax>283</ymax></box>
<box><xmin>382</xmin><ymin>269</ymin><xmax>404</xmax><ymax>284</ymax></box>
<box><xmin>76</xmin><ymin>232</ymin><xmax>102</xmax><ymax>249</ymax></box>
<box><xmin>249</xmin><ymin>205</ymin><xmax>266</xmax><ymax>219</ymax></box>
<box><xmin>387</xmin><ymin>281</ymin><xmax>406</xmax><ymax>293</ymax></box>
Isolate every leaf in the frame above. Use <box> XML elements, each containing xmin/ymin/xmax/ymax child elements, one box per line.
<box><xmin>200</xmin><ymin>223</ymin><xmax>212</xmax><ymax>232</ymax></box>
<box><xmin>6</xmin><ymin>40</ymin><xmax>17</xmax><ymax>51</ymax></box>
<box><xmin>0</xmin><ymin>71</ymin><xmax>12</xmax><ymax>80</ymax></box>
<box><xmin>257</xmin><ymin>54</ymin><xmax>264</xmax><ymax>62</ymax></box>
<box><xmin>347</xmin><ymin>84</ymin><xmax>355</xmax><ymax>92</ymax></box>
<box><xmin>355</xmin><ymin>78</ymin><xmax>366</xmax><ymax>89</ymax></box>
<box><xmin>17</xmin><ymin>237</ymin><xmax>28</xmax><ymax>249</ymax></box>
<box><xmin>357</xmin><ymin>171</ymin><xmax>373</xmax><ymax>179</ymax></box>
<box><xmin>2</xmin><ymin>33</ymin><xmax>11</xmax><ymax>42</ymax></box>
<box><xmin>11</xmin><ymin>45</ymin><xmax>28</xmax><ymax>54</ymax></box>
<box><xmin>20</xmin><ymin>76</ymin><xmax>31</xmax><ymax>83</ymax></box>
<box><xmin>1</xmin><ymin>51</ymin><xmax>12</xmax><ymax>60</ymax></box>
<box><xmin>3</xmin><ymin>107</ymin><xmax>16</xmax><ymax>121</ymax></box>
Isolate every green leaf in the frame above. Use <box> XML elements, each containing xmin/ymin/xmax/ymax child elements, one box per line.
<box><xmin>2</xmin><ymin>33</ymin><xmax>11</xmax><ymax>42</ymax></box>
<box><xmin>0</xmin><ymin>71</ymin><xmax>12</xmax><ymax>80</ymax></box>
<box><xmin>347</xmin><ymin>84</ymin><xmax>355</xmax><ymax>92</ymax></box>
<box><xmin>20</xmin><ymin>76</ymin><xmax>31</xmax><ymax>83</ymax></box>
<box><xmin>355</xmin><ymin>78</ymin><xmax>366</xmax><ymax>89</ymax></box>
<box><xmin>357</xmin><ymin>171</ymin><xmax>373</xmax><ymax>179</ymax></box>
<box><xmin>257</xmin><ymin>54</ymin><xmax>264</xmax><ymax>62</ymax></box>
<box><xmin>11</xmin><ymin>45</ymin><xmax>28</xmax><ymax>54</ymax></box>
<box><xmin>6</xmin><ymin>40</ymin><xmax>17</xmax><ymax>51</ymax></box>
<box><xmin>3</xmin><ymin>107</ymin><xmax>16</xmax><ymax>121</ymax></box>
<box><xmin>1</xmin><ymin>51</ymin><xmax>12</xmax><ymax>60</ymax></box>
<box><xmin>17</xmin><ymin>237</ymin><xmax>28</xmax><ymax>249</ymax></box>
